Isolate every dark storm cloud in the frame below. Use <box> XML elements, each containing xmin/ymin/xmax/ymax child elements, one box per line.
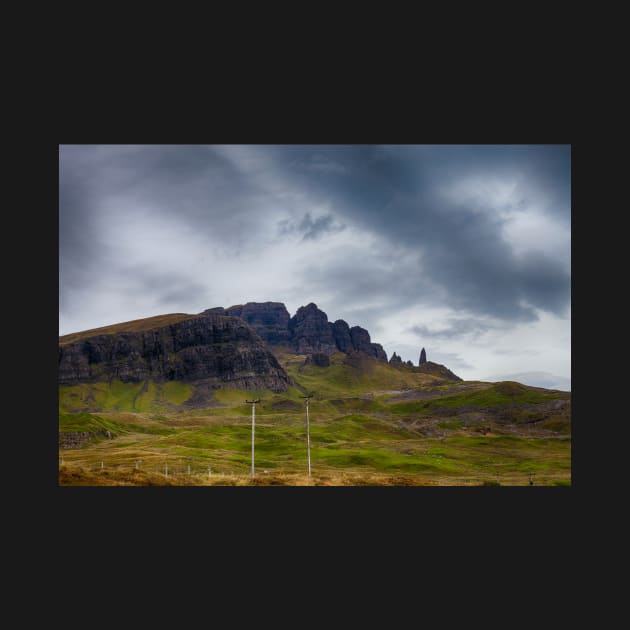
<box><xmin>299</xmin><ymin>213</ymin><xmax>345</xmax><ymax>241</ymax></box>
<box><xmin>268</xmin><ymin>144</ymin><xmax>570</xmax><ymax>322</ymax></box>
<box><xmin>59</xmin><ymin>145</ymin><xmax>268</xmax><ymax>241</ymax></box>
<box><xmin>59</xmin><ymin>145</ymin><xmax>277</xmax><ymax>312</ymax></box>
<box><xmin>60</xmin><ymin>144</ymin><xmax>570</xmax><ymax>338</ymax></box>
<box><xmin>277</xmin><ymin>212</ymin><xmax>345</xmax><ymax>241</ymax></box>
<box><xmin>119</xmin><ymin>265</ymin><xmax>209</xmax><ymax>307</ymax></box>
<box><xmin>294</xmin><ymin>247</ymin><xmax>432</xmax><ymax>333</ymax></box>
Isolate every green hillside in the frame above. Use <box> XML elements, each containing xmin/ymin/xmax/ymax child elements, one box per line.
<box><xmin>58</xmin><ymin>352</ymin><xmax>571</xmax><ymax>486</ymax></box>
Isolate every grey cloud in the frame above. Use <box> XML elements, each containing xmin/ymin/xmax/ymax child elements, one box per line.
<box><xmin>410</xmin><ymin>318</ymin><xmax>496</xmax><ymax>340</ymax></box>
<box><xmin>268</xmin><ymin>144</ymin><xmax>570</xmax><ymax>323</ymax></box>
<box><xmin>119</xmin><ymin>265</ymin><xmax>209</xmax><ymax>308</ymax></box>
<box><xmin>278</xmin><ymin>213</ymin><xmax>345</xmax><ymax>241</ymax></box>
<box><xmin>299</xmin><ymin>213</ymin><xmax>345</xmax><ymax>240</ymax></box>
<box><xmin>307</xmin><ymin>154</ymin><xmax>348</xmax><ymax>174</ymax></box>
<box><xmin>294</xmin><ymin>248</ymin><xmax>434</xmax><ymax>333</ymax></box>
<box><xmin>59</xmin><ymin>145</ymin><xmax>292</xmax><ymax>316</ymax></box>
<box><xmin>493</xmin><ymin>348</ymin><xmax>539</xmax><ymax>357</ymax></box>
<box><xmin>429</xmin><ymin>351</ymin><xmax>475</xmax><ymax>371</ymax></box>
<box><xmin>59</xmin><ymin>142</ymin><xmax>570</xmax><ymax>385</ymax></box>
<box><xmin>159</xmin><ymin>287</ymin><xmax>207</xmax><ymax>306</ymax></box>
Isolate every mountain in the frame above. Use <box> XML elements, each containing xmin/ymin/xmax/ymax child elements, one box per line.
<box><xmin>58</xmin><ymin>301</ymin><xmax>462</xmax><ymax>412</ymax></box>
<box><xmin>58</xmin><ymin>304</ymin><xmax>570</xmax><ymax>486</ymax></box>
<box><xmin>204</xmin><ymin>301</ymin><xmax>388</xmax><ymax>360</ymax></box>
<box><xmin>59</xmin><ymin>311</ymin><xmax>291</xmax><ymax>392</ymax></box>
<box><xmin>222</xmin><ymin>302</ymin><xmax>292</xmax><ymax>345</ymax></box>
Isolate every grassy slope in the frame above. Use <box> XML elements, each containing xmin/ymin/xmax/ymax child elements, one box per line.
<box><xmin>59</xmin><ymin>379</ymin><xmax>195</xmax><ymax>413</ymax></box>
<box><xmin>58</xmin><ymin>408</ymin><xmax>570</xmax><ymax>486</ymax></box>
<box><xmin>58</xmin><ymin>352</ymin><xmax>571</xmax><ymax>486</ymax></box>
<box><xmin>386</xmin><ymin>382</ymin><xmax>563</xmax><ymax>415</ymax></box>
<box><xmin>59</xmin><ymin>312</ymin><xmax>202</xmax><ymax>346</ymax></box>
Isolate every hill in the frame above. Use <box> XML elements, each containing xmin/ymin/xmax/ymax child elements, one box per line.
<box><xmin>58</xmin><ymin>303</ymin><xmax>570</xmax><ymax>485</ymax></box>
<box><xmin>58</xmin><ymin>313</ymin><xmax>204</xmax><ymax>345</ymax></box>
<box><xmin>59</xmin><ymin>311</ymin><xmax>291</xmax><ymax>393</ymax></box>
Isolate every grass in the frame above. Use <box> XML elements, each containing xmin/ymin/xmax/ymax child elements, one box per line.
<box><xmin>280</xmin><ymin>352</ymin><xmax>441</xmax><ymax>399</ymax></box>
<box><xmin>58</xmin><ymin>409</ymin><xmax>571</xmax><ymax>486</ymax></box>
<box><xmin>59</xmin><ymin>313</ymin><xmax>203</xmax><ymax>345</ymax></box>
<box><xmin>59</xmin><ymin>412</ymin><xmax>126</xmax><ymax>435</ymax></box>
<box><xmin>387</xmin><ymin>382</ymin><xmax>562</xmax><ymax>416</ymax></box>
<box><xmin>58</xmin><ymin>353</ymin><xmax>571</xmax><ymax>486</ymax></box>
<box><xmin>59</xmin><ymin>379</ymin><xmax>194</xmax><ymax>413</ymax></box>
<box><xmin>58</xmin><ymin>466</ymin><xmax>446</xmax><ymax>486</ymax></box>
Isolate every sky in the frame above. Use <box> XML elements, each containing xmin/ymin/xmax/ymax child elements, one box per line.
<box><xmin>59</xmin><ymin>145</ymin><xmax>571</xmax><ymax>390</ymax></box>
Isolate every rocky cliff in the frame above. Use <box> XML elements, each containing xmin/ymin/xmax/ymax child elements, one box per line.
<box><xmin>289</xmin><ymin>303</ymin><xmax>338</xmax><ymax>354</ymax></box>
<box><xmin>213</xmin><ymin>301</ymin><xmax>389</xmax><ymax>361</ymax></box>
<box><xmin>223</xmin><ymin>302</ymin><xmax>291</xmax><ymax>345</ymax></box>
<box><xmin>347</xmin><ymin>325</ymin><xmax>387</xmax><ymax>361</ymax></box>
<box><xmin>331</xmin><ymin>319</ymin><xmax>353</xmax><ymax>353</ymax></box>
<box><xmin>58</xmin><ymin>313</ymin><xmax>292</xmax><ymax>391</ymax></box>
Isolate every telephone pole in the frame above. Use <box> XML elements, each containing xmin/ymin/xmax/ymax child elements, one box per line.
<box><xmin>245</xmin><ymin>399</ymin><xmax>260</xmax><ymax>478</ymax></box>
<box><xmin>302</xmin><ymin>393</ymin><xmax>315</xmax><ymax>476</ymax></box>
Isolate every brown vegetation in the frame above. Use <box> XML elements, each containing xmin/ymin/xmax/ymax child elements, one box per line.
<box><xmin>59</xmin><ymin>313</ymin><xmax>202</xmax><ymax>346</ymax></box>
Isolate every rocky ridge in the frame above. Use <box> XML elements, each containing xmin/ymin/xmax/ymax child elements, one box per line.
<box><xmin>209</xmin><ymin>301</ymin><xmax>388</xmax><ymax>361</ymax></box>
<box><xmin>59</xmin><ymin>313</ymin><xmax>292</xmax><ymax>392</ymax></box>
<box><xmin>59</xmin><ymin>301</ymin><xmax>461</xmax><ymax>392</ymax></box>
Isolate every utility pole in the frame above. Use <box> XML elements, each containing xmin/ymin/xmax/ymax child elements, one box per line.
<box><xmin>246</xmin><ymin>399</ymin><xmax>261</xmax><ymax>478</ymax></box>
<box><xmin>302</xmin><ymin>393</ymin><xmax>315</xmax><ymax>476</ymax></box>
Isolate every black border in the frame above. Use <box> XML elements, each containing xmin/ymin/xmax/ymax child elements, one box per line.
<box><xmin>39</xmin><ymin>90</ymin><xmax>583</xmax><ymax>573</ymax></box>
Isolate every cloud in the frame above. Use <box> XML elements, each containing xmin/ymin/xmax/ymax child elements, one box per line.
<box><xmin>299</xmin><ymin>213</ymin><xmax>345</xmax><ymax>241</ymax></box>
<box><xmin>277</xmin><ymin>212</ymin><xmax>346</xmax><ymax>241</ymax></box>
<box><xmin>59</xmin><ymin>144</ymin><xmax>570</xmax><ymax>387</ymax></box>
<box><xmin>117</xmin><ymin>265</ymin><xmax>210</xmax><ymax>308</ymax></box>
<box><xmin>428</xmin><ymin>351</ymin><xmax>475</xmax><ymax>371</ymax></box>
<box><xmin>409</xmin><ymin>318</ymin><xmax>496</xmax><ymax>340</ymax></box>
<box><xmin>268</xmin><ymin>144</ymin><xmax>570</xmax><ymax>322</ymax></box>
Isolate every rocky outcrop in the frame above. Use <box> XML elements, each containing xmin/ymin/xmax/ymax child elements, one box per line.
<box><xmin>349</xmin><ymin>326</ymin><xmax>372</xmax><ymax>354</ymax></box>
<box><xmin>348</xmin><ymin>326</ymin><xmax>387</xmax><ymax>361</ymax></box>
<box><xmin>419</xmin><ymin>348</ymin><xmax>427</xmax><ymax>365</ymax></box>
<box><xmin>370</xmin><ymin>343</ymin><xmax>388</xmax><ymax>362</ymax></box>
<box><xmin>203</xmin><ymin>301</ymin><xmax>389</xmax><ymax>362</ymax></box>
<box><xmin>331</xmin><ymin>319</ymin><xmax>386</xmax><ymax>360</ymax></box>
<box><xmin>389</xmin><ymin>352</ymin><xmax>403</xmax><ymax>365</ymax></box>
<box><xmin>58</xmin><ymin>313</ymin><xmax>292</xmax><ymax>392</ymax></box>
<box><xmin>59</xmin><ymin>430</ymin><xmax>109</xmax><ymax>449</ymax></box>
<box><xmin>223</xmin><ymin>302</ymin><xmax>291</xmax><ymax>345</ymax></box>
<box><xmin>331</xmin><ymin>319</ymin><xmax>353</xmax><ymax>353</ymax></box>
<box><xmin>304</xmin><ymin>353</ymin><xmax>330</xmax><ymax>368</ymax></box>
<box><xmin>60</xmin><ymin>300</ymin><xmax>392</xmax><ymax>394</ymax></box>
<box><xmin>289</xmin><ymin>303</ymin><xmax>338</xmax><ymax>354</ymax></box>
